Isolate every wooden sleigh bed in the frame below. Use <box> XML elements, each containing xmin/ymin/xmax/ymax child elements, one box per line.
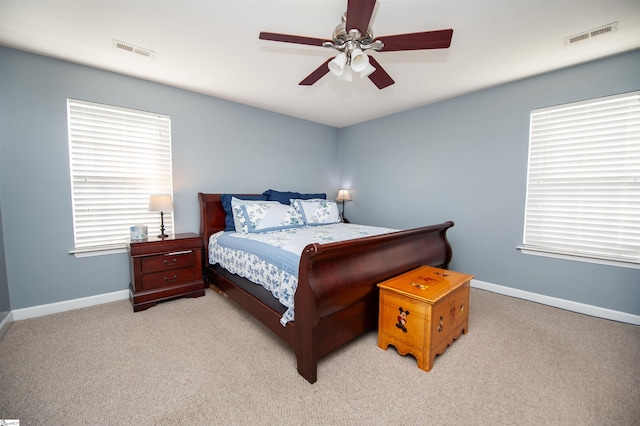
<box><xmin>198</xmin><ymin>192</ymin><xmax>454</xmax><ymax>383</ymax></box>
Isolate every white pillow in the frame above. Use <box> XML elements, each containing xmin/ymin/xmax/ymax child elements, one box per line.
<box><xmin>291</xmin><ymin>198</ymin><xmax>341</xmax><ymax>226</ymax></box>
<box><xmin>233</xmin><ymin>200</ymin><xmax>304</xmax><ymax>234</ymax></box>
<box><xmin>231</xmin><ymin>197</ymin><xmax>278</xmax><ymax>233</ymax></box>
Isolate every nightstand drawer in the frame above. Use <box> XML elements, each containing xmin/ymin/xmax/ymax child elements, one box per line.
<box><xmin>141</xmin><ymin>267</ymin><xmax>200</xmax><ymax>291</ymax></box>
<box><xmin>141</xmin><ymin>250</ymin><xmax>196</xmax><ymax>273</ymax></box>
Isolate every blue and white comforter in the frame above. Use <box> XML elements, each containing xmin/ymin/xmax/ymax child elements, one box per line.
<box><xmin>209</xmin><ymin>223</ymin><xmax>396</xmax><ymax>325</ymax></box>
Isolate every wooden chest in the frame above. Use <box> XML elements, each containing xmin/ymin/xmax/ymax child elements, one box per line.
<box><xmin>378</xmin><ymin>265</ymin><xmax>473</xmax><ymax>372</ymax></box>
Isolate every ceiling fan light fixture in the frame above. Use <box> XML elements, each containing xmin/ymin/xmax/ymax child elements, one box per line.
<box><xmin>350</xmin><ymin>48</ymin><xmax>369</xmax><ymax>72</ymax></box>
<box><xmin>260</xmin><ymin>1</ymin><xmax>454</xmax><ymax>89</ymax></box>
<box><xmin>339</xmin><ymin>65</ymin><xmax>353</xmax><ymax>81</ymax></box>
<box><xmin>329</xmin><ymin>53</ymin><xmax>348</xmax><ymax>76</ymax></box>
<box><xmin>359</xmin><ymin>62</ymin><xmax>376</xmax><ymax>79</ymax></box>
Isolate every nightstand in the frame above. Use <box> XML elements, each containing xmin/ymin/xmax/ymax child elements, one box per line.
<box><xmin>127</xmin><ymin>232</ymin><xmax>205</xmax><ymax>312</ymax></box>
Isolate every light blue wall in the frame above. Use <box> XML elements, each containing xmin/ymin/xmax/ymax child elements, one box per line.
<box><xmin>0</xmin><ymin>197</ymin><xmax>9</xmax><ymax>321</ymax></box>
<box><xmin>1</xmin><ymin>46</ymin><xmax>638</xmax><ymax>317</ymax></box>
<box><xmin>0</xmin><ymin>47</ymin><xmax>339</xmax><ymax>310</ymax></box>
<box><xmin>339</xmin><ymin>49</ymin><xmax>640</xmax><ymax>316</ymax></box>
<box><xmin>0</xmin><ymin>78</ymin><xmax>11</xmax><ymax>321</ymax></box>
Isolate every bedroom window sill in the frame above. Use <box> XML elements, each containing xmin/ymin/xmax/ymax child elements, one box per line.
<box><xmin>517</xmin><ymin>246</ymin><xmax>640</xmax><ymax>270</ymax></box>
<box><xmin>69</xmin><ymin>246</ymin><xmax>127</xmax><ymax>258</ymax></box>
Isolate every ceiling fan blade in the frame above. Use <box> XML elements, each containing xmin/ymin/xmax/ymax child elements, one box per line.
<box><xmin>259</xmin><ymin>32</ymin><xmax>329</xmax><ymax>47</ymax></box>
<box><xmin>377</xmin><ymin>29</ymin><xmax>453</xmax><ymax>51</ymax></box>
<box><xmin>345</xmin><ymin>0</ymin><xmax>376</xmax><ymax>35</ymax></box>
<box><xmin>367</xmin><ymin>56</ymin><xmax>394</xmax><ymax>89</ymax></box>
<box><xmin>299</xmin><ymin>58</ymin><xmax>333</xmax><ymax>86</ymax></box>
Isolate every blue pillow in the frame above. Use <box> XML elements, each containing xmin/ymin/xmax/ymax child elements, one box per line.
<box><xmin>221</xmin><ymin>194</ymin><xmax>267</xmax><ymax>231</ymax></box>
<box><xmin>263</xmin><ymin>189</ymin><xmax>326</xmax><ymax>205</ymax></box>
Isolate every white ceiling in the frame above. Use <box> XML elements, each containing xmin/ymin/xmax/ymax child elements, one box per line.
<box><xmin>1</xmin><ymin>0</ymin><xmax>639</xmax><ymax>128</ymax></box>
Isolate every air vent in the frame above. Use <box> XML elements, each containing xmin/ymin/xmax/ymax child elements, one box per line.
<box><xmin>565</xmin><ymin>22</ymin><xmax>618</xmax><ymax>45</ymax></box>
<box><xmin>112</xmin><ymin>40</ymin><xmax>154</xmax><ymax>58</ymax></box>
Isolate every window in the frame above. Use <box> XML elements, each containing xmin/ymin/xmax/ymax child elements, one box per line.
<box><xmin>67</xmin><ymin>99</ymin><xmax>173</xmax><ymax>254</ymax></box>
<box><xmin>522</xmin><ymin>91</ymin><xmax>640</xmax><ymax>267</ymax></box>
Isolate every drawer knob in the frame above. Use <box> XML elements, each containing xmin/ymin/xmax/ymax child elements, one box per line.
<box><xmin>164</xmin><ymin>275</ymin><xmax>178</xmax><ymax>283</ymax></box>
<box><xmin>164</xmin><ymin>258</ymin><xmax>177</xmax><ymax>266</ymax></box>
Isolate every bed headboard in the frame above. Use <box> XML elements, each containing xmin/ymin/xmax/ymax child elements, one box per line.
<box><xmin>198</xmin><ymin>193</ymin><xmax>225</xmax><ymax>238</ymax></box>
<box><xmin>198</xmin><ymin>192</ymin><xmax>261</xmax><ymax>265</ymax></box>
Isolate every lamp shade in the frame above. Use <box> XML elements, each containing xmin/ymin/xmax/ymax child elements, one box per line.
<box><xmin>148</xmin><ymin>194</ymin><xmax>173</xmax><ymax>212</ymax></box>
<box><xmin>328</xmin><ymin>53</ymin><xmax>347</xmax><ymax>76</ymax></box>
<box><xmin>336</xmin><ymin>189</ymin><xmax>352</xmax><ymax>202</ymax></box>
<box><xmin>339</xmin><ymin>65</ymin><xmax>353</xmax><ymax>81</ymax></box>
<box><xmin>350</xmin><ymin>49</ymin><xmax>369</xmax><ymax>72</ymax></box>
<box><xmin>359</xmin><ymin>62</ymin><xmax>376</xmax><ymax>79</ymax></box>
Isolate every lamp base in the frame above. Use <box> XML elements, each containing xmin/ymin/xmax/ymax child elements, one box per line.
<box><xmin>158</xmin><ymin>211</ymin><xmax>169</xmax><ymax>238</ymax></box>
<box><xmin>340</xmin><ymin>199</ymin><xmax>350</xmax><ymax>223</ymax></box>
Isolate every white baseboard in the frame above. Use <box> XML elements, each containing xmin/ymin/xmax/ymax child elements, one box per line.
<box><xmin>4</xmin><ymin>282</ymin><xmax>639</xmax><ymax>326</ymax></box>
<box><xmin>11</xmin><ymin>290</ymin><xmax>130</xmax><ymax>321</ymax></box>
<box><xmin>472</xmin><ymin>279</ymin><xmax>640</xmax><ymax>326</ymax></box>
<box><xmin>0</xmin><ymin>310</ymin><xmax>14</xmax><ymax>340</ymax></box>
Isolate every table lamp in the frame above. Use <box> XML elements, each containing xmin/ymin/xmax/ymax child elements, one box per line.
<box><xmin>336</xmin><ymin>189</ymin><xmax>352</xmax><ymax>223</ymax></box>
<box><xmin>148</xmin><ymin>194</ymin><xmax>173</xmax><ymax>238</ymax></box>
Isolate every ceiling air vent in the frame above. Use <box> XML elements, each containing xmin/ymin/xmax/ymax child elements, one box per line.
<box><xmin>112</xmin><ymin>40</ymin><xmax>154</xmax><ymax>58</ymax></box>
<box><xmin>565</xmin><ymin>22</ymin><xmax>618</xmax><ymax>45</ymax></box>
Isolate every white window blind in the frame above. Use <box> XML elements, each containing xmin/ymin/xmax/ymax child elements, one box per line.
<box><xmin>67</xmin><ymin>99</ymin><xmax>173</xmax><ymax>253</ymax></box>
<box><xmin>522</xmin><ymin>91</ymin><xmax>640</xmax><ymax>266</ymax></box>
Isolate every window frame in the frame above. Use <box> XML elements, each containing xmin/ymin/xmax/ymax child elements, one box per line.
<box><xmin>67</xmin><ymin>99</ymin><xmax>174</xmax><ymax>256</ymax></box>
<box><xmin>520</xmin><ymin>91</ymin><xmax>640</xmax><ymax>269</ymax></box>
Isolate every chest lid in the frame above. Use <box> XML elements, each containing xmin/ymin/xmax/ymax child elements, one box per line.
<box><xmin>378</xmin><ymin>266</ymin><xmax>474</xmax><ymax>302</ymax></box>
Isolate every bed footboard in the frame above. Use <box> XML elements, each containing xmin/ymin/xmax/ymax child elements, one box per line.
<box><xmin>198</xmin><ymin>192</ymin><xmax>454</xmax><ymax>384</ymax></box>
<box><xmin>295</xmin><ymin>222</ymin><xmax>454</xmax><ymax>383</ymax></box>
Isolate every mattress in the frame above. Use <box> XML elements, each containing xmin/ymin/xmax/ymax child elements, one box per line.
<box><xmin>209</xmin><ymin>223</ymin><xmax>396</xmax><ymax>325</ymax></box>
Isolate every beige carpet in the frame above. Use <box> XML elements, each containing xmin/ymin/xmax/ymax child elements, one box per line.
<box><xmin>1</xmin><ymin>288</ymin><xmax>639</xmax><ymax>425</ymax></box>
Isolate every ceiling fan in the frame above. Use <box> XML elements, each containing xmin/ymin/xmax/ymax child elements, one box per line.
<box><xmin>259</xmin><ymin>0</ymin><xmax>453</xmax><ymax>89</ymax></box>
